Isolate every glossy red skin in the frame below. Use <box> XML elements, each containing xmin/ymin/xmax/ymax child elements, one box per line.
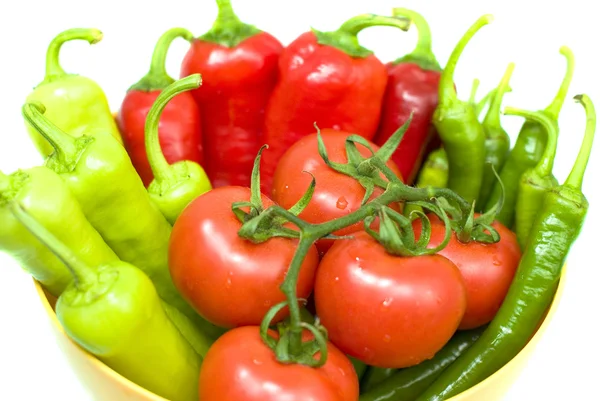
<box><xmin>314</xmin><ymin>232</ymin><xmax>467</xmax><ymax>369</ymax></box>
<box><xmin>260</xmin><ymin>32</ymin><xmax>389</xmax><ymax>194</ymax></box>
<box><xmin>116</xmin><ymin>90</ymin><xmax>203</xmax><ymax>187</ymax></box>
<box><xmin>373</xmin><ymin>62</ymin><xmax>441</xmax><ymax>185</ymax></box>
<box><xmin>168</xmin><ymin>186</ymin><xmax>319</xmax><ymax>329</ymax></box>
<box><xmin>271</xmin><ymin>129</ymin><xmax>402</xmax><ymax>255</ymax></box>
<box><xmin>199</xmin><ymin>326</ymin><xmax>359</xmax><ymax>401</ymax></box>
<box><xmin>413</xmin><ymin>214</ymin><xmax>522</xmax><ymax>330</ymax></box>
<box><xmin>180</xmin><ymin>32</ymin><xmax>283</xmax><ymax>188</ymax></box>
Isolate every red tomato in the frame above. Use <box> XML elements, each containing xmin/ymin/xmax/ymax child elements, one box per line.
<box><xmin>198</xmin><ymin>326</ymin><xmax>359</xmax><ymax>401</ymax></box>
<box><xmin>169</xmin><ymin>186</ymin><xmax>320</xmax><ymax>328</ymax></box>
<box><xmin>413</xmin><ymin>214</ymin><xmax>522</xmax><ymax>330</ymax></box>
<box><xmin>270</xmin><ymin>129</ymin><xmax>403</xmax><ymax>255</ymax></box>
<box><xmin>314</xmin><ymin>232</ymin><xmax>467</xmax><ymax>368</ymax></box>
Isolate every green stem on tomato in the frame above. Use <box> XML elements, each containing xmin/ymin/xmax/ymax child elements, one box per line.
<box><xmin>145</xmin><ymin>74</ymin><xmax>202</xmax><ymax>185</ymax></box>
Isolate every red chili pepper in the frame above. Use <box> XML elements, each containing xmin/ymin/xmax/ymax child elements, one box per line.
<box><xmin>117</xmin><ymin>28</ymin><xmax>202</xmax><ymax>188</ymax></box>
<box><xmin>373</xmin><ymin>8</ymin><xmax>443</xmax><ymax>185</ymax></box>
<box><xmin>259</xmin><ymin>13</ymin><xmax>412</xmax><ymax>194</ymax></box>
<box><xmin>180</xmin><ymin>0</ymin><xmax>283</xmax><ymax>188</ymax></box>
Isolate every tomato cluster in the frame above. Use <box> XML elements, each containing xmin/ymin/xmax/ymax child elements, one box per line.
<box><xmin>168</xmin><ymin>129</ymin><xmax>521</xmax><ymax>400</ymax></box>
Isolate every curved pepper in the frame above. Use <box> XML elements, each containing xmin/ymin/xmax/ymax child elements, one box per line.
<box><xmin>11</xmin><ymin>204</ymin><xmax>201</xmax><ymax>401</ymax></box>
<box><xmin>361</xmin><ymin>367</ymin><xmax>397</xmax><ymax>393</ymax></box>
<box><xmin>359</xmin><ymin>326</ymin><xmax>485</xmax><ymax>401</ymax></box>
<box><xmin>21</xmin><ymin>102</ymin><xmax>224</xmax><ymax>341</ymax></box>
<box><xmin>476</xmin><ymin>62</ymin><xmax>515</xmax><ymax>207</ymax></box>
<box><xmin>145</xmin><ymin>75</ymin><xmax>212</xmax><ymax>224</ymax></box>
<box><xmin>506</xmin><ymin>108</ymin><xmax>559</xmax><ymax>249</ymax></box>
<box><xmin>117</xmin><ymin>27</ymin><xmax>203</xmax><ymax>188</ymax></box>
<box><xmin>0</xmin><ymin>166</ymin><xmax>118</xmax><ymax>296</ymax></box>
<box><xmin>484</xmin><ymin>46</ymin><xmax>575</xmax><ymax>226</ymax></box>
<box><xmin>180</xmin><ymin>0</ymin><xmax>284</xmax><ymax>188</ymax></box>
<box><xmin>24</xmin><ymin>28</ymin><xmax>122</xmax><ymax>157</ymax></box>
<box><xmin>416</xmin><ymin>94</ymin><xmax>595</xmax><ymax>401</ymax></box>
<box><xmin>403</xmin><ymin>147</ymin><xmax>449</xmax><ymax>219</ymax></box>
<box><xmin>433</xmin><ymin>15</ymin><xmax>493</xmax><ymax>204</ymax></box>
<box><xmin>260</xmin><ymin>13</ymin><xmax>411</xmax><ymax>194</ymax></box>
<box><xmin>373</xmin><ymin>8</ymin><xmax>442</xmax><ymax>185</ymax></box>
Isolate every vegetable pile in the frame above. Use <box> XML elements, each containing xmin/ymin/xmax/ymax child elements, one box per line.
<box><xmin>1</xmin><ymin>2</ymin><xmax>596</xmax><ymax>401</ymax></box>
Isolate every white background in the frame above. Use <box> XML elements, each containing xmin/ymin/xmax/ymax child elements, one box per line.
<box><xmin>0</xmin><ymin>0</ymin><xmax>598</xmax><ymax>400</ymax></box>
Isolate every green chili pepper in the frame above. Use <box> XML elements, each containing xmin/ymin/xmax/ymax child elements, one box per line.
<box><xmin>20</xmin><ymin>102</ymin><xmax>224</xmax><ymax>342</ymax></box>
<box><xmin>433</xmin><ymin>15</ymin><xmax>492</xmax><ymax>203</ymax></box>
<box><xmin>359</xmin><ymin>326</ymin><xmax>485</xmax><ymax>401</ymax></box>
<box><xmin>476</xmin><ymin>62</ymin><xmax>515</xmax><ymax>207</ymax></box>
<box><xmin>0</xmin><ymin>166</ymin><xmax>118</xmax><ymax>297</ymax></box>
<box><xmin>350</xmin><ymin>356</ymin><xmax>369</xmax><ymax>381</ymax></box>
<box><xmin>361</xmin><ymin>367</ymin><xmax>398</xmax><ymax>392</ymax></box>
<box><xmin>416</xmin><ymin>94</ymin><xmax>595</xmax><ymax>401</ymax></box>
<box><xmin>506</xmin><ymin>107</ymin><xmax>559</xmax><ymax>250</ymax></box>
<box><xmin>484</xmin><ymin>46</ymin><xmax>575</xmax><ymax>227</ymax></box>
<box><xmin>146</xmin><ymin>74</ymin><xmax>212</xmax><ymax>224</ymax></box>
<box><xmin>468</xmin><ymin>79</ymin><xmax>495</xmax><ymax>119</ymax></box>
<box><xmin>403</xmin><ymin>148</ymin><xmax>448</xmax><ymax>219</ymax></box>
<box><xmin>24</xmin><ymin>28</ymin><xmax>122</xmax><ymax>157</ymax></box>
<box><xmin>10</xmin><ymin>203</ymin><xmax>201</xmax><ymax>401</ymax></box>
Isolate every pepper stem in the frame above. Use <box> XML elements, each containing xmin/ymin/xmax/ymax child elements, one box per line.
<box><xmin>145</xmin><ymin>74</ymin><xmax>202</xmax><ymax>185</ymax></box>
<box><xmin>129</xmin><ymin>28</ymin><xmax>194</xmax><ymax>91</ymax></box>
<box><xmin>439</xmin><ymin>14</ymin><xmax>494</xmax><ymax>104</ymax></box>
<box><xmin>338</xmin><ymin>14</ymin><xmax>411</xmax><ymax>36</ymax></box>
<box><xmin>10</xmin><ymin>202</ymin><xmax>97</xmax><ymax>290</ymax></box>
<box><xmin>44</xmin><ymin>28</ymin><xmax>103</xmax><ymax>82</ymax></box>
<box><xmin>504</xmin><ymin>107</ymin><xmax>558</xmax><ymax>177</ymax></box>
<box><xmin>201</xmin><ymin>0</ymin><xmax>261</xmax><ymax>47</ymax></box>
<box><xmin>565</xmin><ymin>94</ymin><xmax>596</xmax><ymax>190</ymax></box>
<box><xmin>545</xmin><ymin>46</ymin><xmax>576</xmax><ymax>120</ymax></box>
<box><xmin>392</xmin><ymin>8</ymin><xmax>439</xmax><ymax>69</ymax></box>
<box><xmin>484</xmin><ymin>62</ymin><xmax>515</xmax><ymax>128</ymax></box>
<box><xmin>21</xmin><ymin>102</ymin><xmax>78</xmax><ymax>163</ymax></box>
<box><xmin>469</xmin><ymin>78</ymin><xmax>480</xmax><ymax>105</ymax></box>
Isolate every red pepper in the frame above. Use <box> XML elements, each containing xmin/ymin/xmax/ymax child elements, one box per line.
<box><xmin>373</xmin><ymin>8</ymin><xmax>443</xmax><ymax>185</ymax></box>
<box><xmin>260</xmin><ymin>13</ymin><xmax>411</xmax><ymax>194</ymax></box>
<box><xmin>117</xmin><ymin>28</ymin><xmax>202</xmax><ymax>187</ymax></box>
<box><xmin>180</xmin><ymin>0</ymin><xmax>283</xmax><ymax>188</ymax></box>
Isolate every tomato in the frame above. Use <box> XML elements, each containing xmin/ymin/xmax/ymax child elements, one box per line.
<box><xmin>168</xmin><ymin>186</ymin><xmax>320</xmax><ymax>328</ymax></box>
<box><xmin>198</xmin><ymin>326</ymin><xmax>359</xmax><ymax>401</ymax></box>
<box><xmin>270</xmin><ymin>129</ymin><xmax>403</xmax><ymax>255</ymax></box>
<box><xmin>413</xmin><ymin>214</ymin><xmax>522</xmax><ymax>330</ymax></box>
<box><xmin>314</xmin><ymin>232</ymin><xmax>467</xmax><ymax>369</ymax></box>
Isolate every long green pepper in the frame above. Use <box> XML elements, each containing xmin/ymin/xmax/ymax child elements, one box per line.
<box><xmin>433</xmin><ymin>15</ymin><xmax>492</xmax><ymax>204</ymax></box>
<box><xmin>505</xmin><ymin>108</ymin><xmax>559</xmax><ymax>250</ymax></box>
<box><xmin>359</xmin><ymin>326</ymin><xmax>485</xmax><ymax>401</ymax></box>
<box><xmin>11</xmin><ymin>203</ymin><xmax>202</xmax><ymax>401</ymax></box>
<box><xmin>20</xmin><ymin>102</ymin><xmax>223</xmax><ymax>341</ymax></box>
<box><xmin>484</xmin><ymin>46</ymin><xmax>575</xmax><ymax>226</ymax></box>
<box><xmin>146</xmin><ymin>74</ymin><xmax>212</xmax><ymax>224</ymax></box>
<box><xmin>476</xmin><ymin>62</ymin><xmax>515</xmax><ymax>207</ymax></box>
<box><xmin>0</xmin><ymin>166</ymin><xmax>118</xmax><ymax>297</ymax></box>
<box><xmin>403</xmin><ymin>147</ymin><xmax>448</xmax><ymax>219</ymax></box>
<box><xmin>416</xmin><ymin>94</ymin><xmax>595</xmax><ymax>401</ymax></box>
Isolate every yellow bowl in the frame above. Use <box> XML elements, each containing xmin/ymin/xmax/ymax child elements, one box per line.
<box><xmin>34</xmin><ymin>268</ymin><xmax>566</xmax><ymax>401</ymax></box>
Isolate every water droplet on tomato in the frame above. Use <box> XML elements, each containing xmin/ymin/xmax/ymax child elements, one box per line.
<box><xmin>382</xmin><ymin>297</ymin><xmax>393</xmax><ymax>307</ymax></box>
<box><xmin>264</xmin><ymin>300</ymin><xmax>272</xmax><ymax>307</ymax></box>
<box><xmin>336</xmin><ymin>197</ymin><xmax>348</xmax><ymax>210</ymax></box>
<box><xmin>492</xmin><ymin>257</ymin><xmax>501</xmax><ymax>266</ymax></box>
<box><xmin>225</xmin><ymin>278</ymin><xmax>232</xmax><ymax>288</ymax></box>
<box><xmin>253</xmin><ymin>359</ymin><xmax>263</xmax><ymax>365</ymax></box>
<box><xmin>334</xmin><ymin>276</ymin><xmax>340</xmax><ymax>282</ymax></box>
<box><xmin>383</xmin><ymin>334</ymin><xmax>391</xmax><ymax>343</ymax></box>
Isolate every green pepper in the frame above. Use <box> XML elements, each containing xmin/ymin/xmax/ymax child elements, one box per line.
<box><xmin>0</xmin><ymin>166</ymin><xmax>118</xmax><ymax>297</ymax></box>
<box><xmin>20</xmin><ymin>102</ymin><xmax>224</xmax><ymax>342</ymax></box>
<box><xmin>10</xmin><ymin>202</ymin><xmax>201</xmax><ymax>401</ymax></box>
<box><xmin>403</xmin><ymin>147</ymin><xmax>448</xmax><ymax>219</ymax></box>
<box><xmin>24</xmin><ymin>28</ymin><xmax>122</xmax><ymax>157</ymax></box>
<box><xmin>484</xmin><ymin>46</ymin><xmax>575</xmax><ymax>227</ymax></box>
<box><xmin>349</xmin><ymin>356</ymin><xmax>368</xmax><ymax>381</ymax></box>
<box><xmin>361</xmin><ymin>367</ymin><xmax>398</xmax><ymax>393</ymax></box>
<box><xmin>476</xmin><ymin>62</ymin><xmax>515</xmax><ymax>207</ymax></box>
<box><xmin>416</xmin><ymin>94</ymin><xmax>595</xmax><ymax>401</ymax></box>
<box><xmin>433</xmin><ymin>15</ymin><xmax>492</xmax><ymax>203</ymax></box>
<box><xmin>145</xmin><ymin>74</ymin><xmax>212</xmax><ymax>224</ymax></box>
<box><xmin>505</xmin><ymin>107</ymin><xmax>559</xmax><ymax>250</ymax></box>
<box><xmin>359</xmin><ymin>326</ymin><xmax>485</xmax><ymax>401</ymax></box>
<box><xmin>468</xmin><ymin>79</ymin><xmax>495</xmax><ymax>119</ymax></box>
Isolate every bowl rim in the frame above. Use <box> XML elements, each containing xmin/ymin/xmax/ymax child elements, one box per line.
<box><xmin>33</xmin><ymin>266</ymin><xmax>567</xmax><ymax>400</ymax></box>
